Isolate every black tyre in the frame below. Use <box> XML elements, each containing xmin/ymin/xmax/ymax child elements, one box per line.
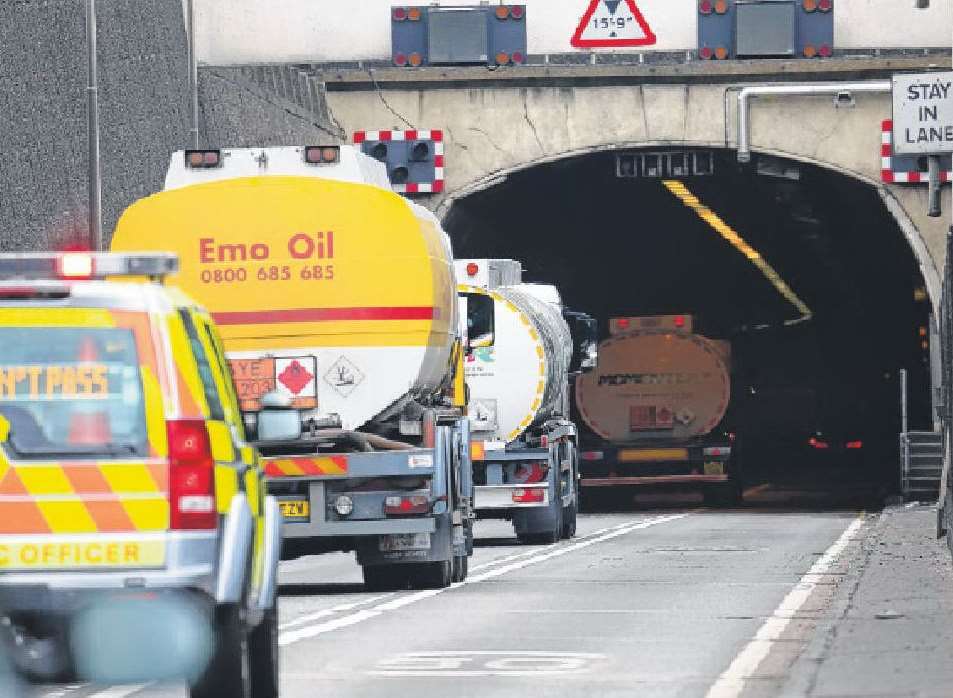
<box><xmin>452</xmin><ymin>554</ymin><xmax>469</xmax><ymax>583</ymax></box>
<box><xmin>248</xmin><ymin>609</ymin><xmax>279</xmax><ymax>698</ymax></box>
<box><xmin>190</xmin><ymin>605</ymin><xmax>251</xmax><ymax>698</ymax></box>
<box><xmin>411</xmin><ymin>560</ymin><xmax>452</xmax><ymax>589</ymax></box>
<box><xmin>362</xmin><ymin>564</ymin><xmax>405</xmax><ymax>592</ymax></box>
<box><xmin>703</xmin><ymin>480</ymin><xmax>742</xmax><ymax>507</ymax></box>
<box><xmin>562</xmin><ymin>500</ymin><xmax>578</xmax><ymax>539</ymax></box>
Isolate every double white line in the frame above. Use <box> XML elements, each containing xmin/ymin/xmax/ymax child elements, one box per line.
<box><xmin>279</xmin><ymin>513</ymin><xmax>689</xmax><ymax>647</ymax></box>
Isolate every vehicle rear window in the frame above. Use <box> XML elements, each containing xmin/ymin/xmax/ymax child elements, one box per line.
<box><xmin>0</xmin><ymin>327</ymin><xmax>148</xmax><ymax>458</ymax></box>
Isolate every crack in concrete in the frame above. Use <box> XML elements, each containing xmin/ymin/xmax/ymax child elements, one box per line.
<box><xmin>522</xmin><ymin>91</ymin><xmax>545</xmax><ymax>155</ymax></box>
<box><xmin>467</xmin><ymin>127</ymin><xmax>508</xmax><ymax>157</ymax></box>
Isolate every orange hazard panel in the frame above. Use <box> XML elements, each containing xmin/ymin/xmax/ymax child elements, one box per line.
<box><xmin>264</xmin><ymin>456</ymin><xmax>348</xmax><ymax>478</ymax></box>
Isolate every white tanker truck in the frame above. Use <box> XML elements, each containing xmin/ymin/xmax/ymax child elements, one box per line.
<box><xmin>574</xmin><ymin>315</ymin><xmax>741</xmax><ymax>505</ymax></box>
<box><xmin>457</xmin><ymin>259</ymin><xmax>597</xmax><ymax>543</ymax></box>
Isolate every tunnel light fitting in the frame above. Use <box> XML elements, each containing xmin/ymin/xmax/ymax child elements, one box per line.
<box><xmin>662</xmin><ymin>180</ymin><xmax>813</xmax><ymax>325</ymax></box>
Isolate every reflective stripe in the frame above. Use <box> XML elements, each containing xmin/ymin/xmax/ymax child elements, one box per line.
<box><xmin>264</xmin><ymin>456</ymin><xmax>347</xmax><ymax>478</ymax></box>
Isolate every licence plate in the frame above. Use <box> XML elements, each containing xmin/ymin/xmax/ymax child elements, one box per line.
<box><xmin>279</xmin><ymin>501</ymin><xmax>310</xmax><ymax>519</ymax></box>
<box><xmin>379</xmin><ymin>533</ymin><xmax>431</xmax><ymax>552</ymax></box>
<box><xmin>703</xmin><ymin>461</ymin><xmax>725</xmax><ymax>476</ymax></box>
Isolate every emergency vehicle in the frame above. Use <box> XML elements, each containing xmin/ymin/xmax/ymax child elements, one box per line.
<box><xmin>112</xmin><ymin>146</ymin><xmax>474</xmax><ymax>590</ymax></box>
<box><xmin>0</xmin><ymin>253</ymin><xmax>281</xmax><ymax>697</ymax></box>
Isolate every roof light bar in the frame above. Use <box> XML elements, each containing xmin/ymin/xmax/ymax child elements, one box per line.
<box><xmin>0</xmin><ymin>253</ymin><xmax>179</xmax><ymax>281</ymax></box>
<box><xmin>662</xmin><ymin>180</ymin><xmax>813</xmax><ymax>325</ymax></box>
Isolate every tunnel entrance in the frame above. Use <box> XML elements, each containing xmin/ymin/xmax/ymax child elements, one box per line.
<box><xmin>445</xmin><ymin>148</ymin><xmax>934</xmax><ymax>501</ymax></box>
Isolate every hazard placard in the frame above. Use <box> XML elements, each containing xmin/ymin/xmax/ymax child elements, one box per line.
<box><xmin>571</xmin><ymin>0</ymin><xmax>657</xmax><ymax>48</ymax></box>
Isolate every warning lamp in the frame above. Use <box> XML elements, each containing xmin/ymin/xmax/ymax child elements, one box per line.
<box><xmin>818</xmin><ymin>0</ymin><xmax>832</xmax><ymax>11</ymax></box>
<box><xmin>57</xmin><ymin>253</ymin><xmax>95</xmax><ymax>280</ymax></box>
<box><xmin>699</xmin><ymin>46</ymin><xmax>714</xmax><ymax>59</ymax></box>
<box><xmin>409</xmin><ymin>52</ymin><xmax>423</xmax><ymax>67</ymax></box>
<box><xmin>714</xmin><ymin>0</ymin><xmax>727</xmax><ymax>13</ymax></box>
<box><xmin>185</xmin><ymin>149</ymin><xmax>222</xmax><ymax>169</ymax></box>
<box><xmin>391</xmin><ymin>166</ymin><xmax>410</xmax><ymax>184</ymax></box>
<box><xmin>303</xmin><ymin>146</ymin><xmax>340</xmax><ymax>165</ymax></box>
<box><xmin>394</xmin><ymin>53</ymin><xmax>408</xmax><ymax>67</ymax></box>
<box><xmin>393</xmin><ymin>7</ymin><xmax>407</xmax><ymax>21</ymax></box>
<box><xmin>714</xmin><ymin>46</ymin><xmax>728</xmax><ymax>60</ymax></box>
<box><xmin>699</xmin><ymin>0</ymin><xmax>713</xmax><ymax>13</ymax></box>
<box><xmin>410</xmin><ymin>141</ymin><xmax>431</xmax><ymax>161</ymax></box>
<box><xmin>512</xmin><ymin>51</ymin><xmax>525</xmax><ymax>64</ymax></box>
<box><xmin>408</xmin><ymin>7</ymin><xmax>422</xmax><ymax>21</ymax></box>
<box><xmin>510</xmin><ymin>6</ymin><xmax>524</xmax><ymax>19</ymax></box>
<box><xmin>495</xmin><ymin>6</ymin><xmax>510</xmax><ymax>19</ymax></box>
<box><xmin>803</xmin><ymin>0</ymin><xmax>817</xmax><ymax>10</ymax></box>
<box><xmin>674</xmin><ymin>315</ymin><xmax>686</xmax><ymax>328</ymax></box>
<box><xmin>370</xmin><ymin>143</ymin><xmax>389</xmax><ymax>162</ymax></box>
<box><xmin>803</xmin><ymin>44</ymin><xmax>817</xmax><ymax>57</ymax></box>
<box><xmin>466</xmin><ymin>262</ymin><xmax>480</xmax><ymax>277</ymax></box>
<box><xmin>496</xmin><ymin>52</ymin><xmax>510</xmax><ymax>65</ymax></box>
<box><xmin>818</xmin><ymin>44</ymin><xmax>832</xmax><ymax>57</ymax></box>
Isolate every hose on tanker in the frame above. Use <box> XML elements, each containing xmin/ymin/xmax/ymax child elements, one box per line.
<box><xmin>309</xmin><ymin>429</ymin><xmax>415</xmax><ymax>452</ymax></box>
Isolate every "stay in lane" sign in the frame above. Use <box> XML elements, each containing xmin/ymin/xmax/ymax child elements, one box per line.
<box><xmin>892</xmin><ymin>71</ymin><xmax>953</xmax><ymax>155</ymax></box>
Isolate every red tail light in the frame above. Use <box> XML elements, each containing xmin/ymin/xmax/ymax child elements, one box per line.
<box><xmin>512</xmin><ymin>462</ymin><xmax>548</xmax><ymax>484</ymax></box>
<box><xmin>846</xmin><ymin>440</ymin><xmax>863</xmax><ymax>450</ymax></box>
<box><xmin>384</xmin><ymin>494</ymin><xmax>430</xmax><ymax>516</ymax></box>
<box><xmin>581</xmin><ymin>451</ymin><xmax>604</xmax><ymax>461</ymax></box>
<box><xmin>57</xmin><ymin>253</ymin><xmax>95</xmax><ymax>280</ymax></box>
<box><xmin>808</xmin><ymin>437</ymin><xmax>829</xmax><ymax>450</ymax></box>
<box><xmin>168</xmin><ymin>420</ymin><xmax>217</xmax><ymax>530</ymax></box>
<box><xmin>512</xmin><ymin>488</ymin><xmax>545</xmax><ymax>504</ymax></box>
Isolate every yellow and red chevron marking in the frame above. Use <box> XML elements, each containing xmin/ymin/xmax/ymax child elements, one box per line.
<box><xmin>0</xmin><ymin>457</ymin><xmax>169</xmax><ymax>534</ymax></box>
<box><xmin>264</xmin><ymin>456</ymin><xmax>348</xmax><ymax>478</ymax></box>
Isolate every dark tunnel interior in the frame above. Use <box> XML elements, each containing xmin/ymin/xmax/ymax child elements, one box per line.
<box><xmin>445</xmin><ymin>148</ymin><xmax>934</xmax><ymax>499</ymax></box>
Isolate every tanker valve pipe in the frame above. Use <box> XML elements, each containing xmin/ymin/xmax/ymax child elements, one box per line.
<box><xmin>736</xmin><ymin>81</ymin><xmax>891</xmax><ymax>163</ymax></box>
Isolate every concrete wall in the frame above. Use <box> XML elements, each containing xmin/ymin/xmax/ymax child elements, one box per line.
<box><xmin>193</xmin><ymin>0</ymin><xmax>953</xmax><ymax>65</ymax></box>
<box><xmin>324</xmin><ymin>83</ymin><xmax>948</xmax><ymax>304</ymax></box>
<box><xmin>0</xmin><ymin>0</ymin><xmax>333</xmax><ymax>252</ymax></box>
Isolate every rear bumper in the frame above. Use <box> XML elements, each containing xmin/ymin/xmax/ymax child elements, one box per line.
<box><xmin>0</xmin><ymin>531</ymin><xmax>218</xmax><ymax>613</ymax></box>
<box><xmin>473</xmin><ymin>483</ymin><xmax>550</xmax><ymax>510</ymax></box>
<box><xmin>582</xmin><ymin>474</ymin><xmax>729</xmax><ymax>487</ymax></box>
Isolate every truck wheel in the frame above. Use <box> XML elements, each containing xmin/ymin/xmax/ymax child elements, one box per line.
<box><xmin>362</xmin><ymin>564</ymin><xmax>405</xmax><ymax>592</ymax></box>
<box><xmin>703</xmin><ymin>481</ymin><xmax>742</xmax><ymax>507</ymax></box>
<box><xmin>190</xmin><ymin>605</ymin><xmax>251</xmax><ymax>698</ymax></box>
<box><xmin>411</xmin><ymin>560</ymin><xmax>452</xmax><ymax>589</ymax></box>
<box><xmin>248</xmin><ymin>609</ymin><xmax>279</xmax><ymax>698</ymax></box>
<box><xmin>452</xmin><ymin>554</ymin><xmax>469</xmax><ymax>583</ymax></box>
<box><xmin>562</xmin><ymin>501</ymin><xmax>578</xmax><ymax>539</ymax></box>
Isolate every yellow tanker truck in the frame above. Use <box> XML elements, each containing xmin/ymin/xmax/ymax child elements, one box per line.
<box><xmin>112</xmin><ymin>145</ymin><xmax>473</xmax><ymax>589</ymax></box>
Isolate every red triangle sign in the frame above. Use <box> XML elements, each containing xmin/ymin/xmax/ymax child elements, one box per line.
<box><xmin>571</xmin><ymin>0</ymin><xmax>657</xmax><ymax>48</ymax></box>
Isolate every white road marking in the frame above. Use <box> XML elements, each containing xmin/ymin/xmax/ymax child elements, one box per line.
<box><xmin>279</xmin><ymin>513</ymin><xmax>688</xmax><ymax>647</ymax></box>
<box><xmin>704</xmin><ymin>514</ymin><xmax>866</xmax><ymax>698</ymax></box>
<box><xmin>87</xmin><ymin>685</ymin><xmax>151</xmax><ymax>698</ymax></box>
<box><xmin>278</xmin><ymin>593</ymin><xmax>395</xmax><ymax>631</ymax></box>
<box><xmin>468</xmin><ymin>521</ymin><xmax>633</xmax><ymax>573</ymax></box>
<box><xmin>370</xmin><ymin>650</ymin><xmax>606</xmax><ymax>677</ymax></box>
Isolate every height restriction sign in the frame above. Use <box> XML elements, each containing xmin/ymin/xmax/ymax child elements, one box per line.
<box><xmin>571</xmin><ymin>0</ymin><xmax>657</xmax><ymax>48</ymax></box>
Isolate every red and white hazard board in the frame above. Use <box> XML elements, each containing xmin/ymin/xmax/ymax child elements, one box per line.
<box><xmin>571</xmin><ymin>0</ymin><xmax>657</xmax><ymax>48</ymax></box>
<box><xmin>881</xmin><ymin>119</ymin><xmax>953</xmax><ymax>184</ymax></box>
